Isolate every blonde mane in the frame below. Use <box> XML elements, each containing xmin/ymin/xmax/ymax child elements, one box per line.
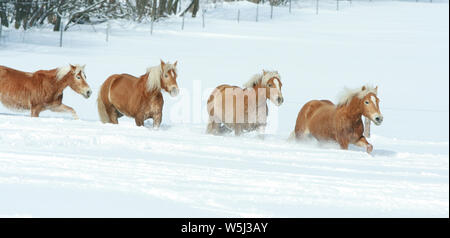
<box><xmin>337</xmin><ymin>85</ymin><xmax>378</xmax><ymax>106</ymax></box>
<box><xmin>56</xmin><ymin>64</ymin><xmax>84</xmax><ymax>81</ymax></box>
<box><xmin>146</xmin><ymin>62</ymin><xmax>177</xmax><ymax>91</ymax></box>
<box><xmin>243</xmin><ymin>70</ymin><xmax>280</xmax><ymax>88</ymax></box>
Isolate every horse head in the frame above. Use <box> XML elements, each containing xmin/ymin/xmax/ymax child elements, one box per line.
<box><xmin>67</xmin><ymin>64</ymin><xmax>91</xmax><ymax>99</ymax></box>
<box><xmin>361</xmin><ymin>86</ymin><xmax>383</xmax><ymax>125</ymax></box>
<box><xmin>160</xmin><ymin>60</ymin><xmax>179</xmax><ymax>97</ymax></box>
<box><xmin>262</xmin><ymin>70</ymin><xmax>283</xmax><ymax>106</ymax></box>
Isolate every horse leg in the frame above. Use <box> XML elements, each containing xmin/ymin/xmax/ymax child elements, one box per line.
<box><xmin>106</xmin><ymin>105</ymin><xmax>119</xmax><ymax>124</ymax></box>
<box><xmin>206</xmin><ymin>117</ymin><xmax>219</xmax><ymax>134</ymax></box>
<box><xmin>258</xmin><ymin>124</ymin><xmax>266</xmax><ymax>140</ymax></box>
<box><xmin>134</xmin><ymin>113</ymin><xmax>145</xmax><ymax>127</ymax></box>
<box><xmin>30</xmin><ymin>105</ymin><xmax>44</xmax><ymax>117</ymax></box>
<box><xmin>337</xmin><ymin>136</ymin><xmax>350</xmax><ymax>150</ymax></box>
<box><xmin>234</xmin><ymin>124</ymin><xmax>242</xmax><ymax>136</ymax></box>
<box><xmin>153</xmin><ymin>112</ymin><xmax>162</xmax><ymax>129</ymax></box>
<box><xmin>355</xmin><ymin>136</ymin><xmax>373</xmax><ymax>154</ymax></box>
<box><xmin>49</xmin><ymin>103</ymin><xmax>79</xmax><ymax>120</ymax></box>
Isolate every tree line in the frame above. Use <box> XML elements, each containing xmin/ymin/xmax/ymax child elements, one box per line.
<box><xmin>0</xmin><ymin>0</ymin><xmax>289</xmax><ymax>31</ymax></box>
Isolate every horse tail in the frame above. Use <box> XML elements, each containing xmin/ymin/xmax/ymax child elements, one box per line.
<box><xmin>97</xmin><ymin>81</ymin><xmax>110</xmax><ymax>123</ymax></box>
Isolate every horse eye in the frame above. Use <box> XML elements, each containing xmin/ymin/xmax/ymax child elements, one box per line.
<box><xmin>268</xmin><ymin>84</ymin><xmax>273</xmax><ymax>87</ymax></box>
<box><xmin>365</xmin><ymin>101</ymin><xmax>369</xmax><ymax>105</ymax></box>
<box><xmin>165</xmin><ymin>74</ymin><xmax>168</xmax><ymax>77</ymax></box>
<box><xmin>76</xmin><ymin>76</ymin><xmax>81</xmax><ymax>79</ymax></box>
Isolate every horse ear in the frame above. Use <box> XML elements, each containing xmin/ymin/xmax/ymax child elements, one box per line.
<box><xmin>375</xmin><ymin>86</ymin><xmax>378</xmax><ymax>94</ymax></box>
<box><xmin>174</xmin><ymin>61</ymin><xmax>178</xmax><ymax>67</ymax></box>
<box><xmin>160</xmin><ymin>59</ymin><xmax>165</xmax><ymax>70</ymax></box>
<box><xmin>70</xmin><ymin>64</ymin><xmax>76</xmax><ymax>70</ymax></box>
<box><xmin>361</xmin><ymin>86</ymin><xmax>366</xmax><ymax>91</ymax></box>
<box><xmin>262</xmin><ymin>70</ymin><xmax>267</xmax><ymax>75</ymax></box>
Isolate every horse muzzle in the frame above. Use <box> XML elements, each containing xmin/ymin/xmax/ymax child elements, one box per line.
<box><xmin>170</xmin><ymin>87</ymin><xmax>179</xmax><ymax>97</ymax></box>
<box><xmin>83</xmin><ymin>89</ymin><xmax>92</xmax><ymax>99</ymax></box>
<box><xmin>372</xmin><ymin>114</ymin><xmax>383</xmax><ymax>126</ymax></box>
<box><xmin>272</xmin><ymin>96</ymin><xmax>284</xmax><ymax>106</ymax></box>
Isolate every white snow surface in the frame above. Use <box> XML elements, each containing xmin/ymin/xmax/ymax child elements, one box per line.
<box><xmin>0</xmin><ymin>1</ymin><xmax>448</xmax><ymax>217</ymax></box>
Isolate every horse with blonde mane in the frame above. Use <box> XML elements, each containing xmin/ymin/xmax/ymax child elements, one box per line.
<box><xmin>97</xmin><ymin>60</ymin><xmax>179</xmax><ymax>128</ymax></box>
<box><xmin>0</xmin><ymin>64</ymin><xmax>91</xmax><ymax>119</ymax></box>
<box><xmin>206</xmin><ymin>70</ymin><xmax>284</xmax><ymax>136</ymax></box>
<box><xmin>292</xmin><ymin>85</ymin><xmax>383</xmax><ymax>153</ymax></box>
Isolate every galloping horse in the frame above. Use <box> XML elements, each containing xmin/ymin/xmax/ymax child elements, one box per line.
<box><xmin>97</xmin><ymin>60</ymin><xmax>179</xmax><ymax>128</ymax></box>
<box><xmin>0</xmin><ymin>64</ymin><xmax>91</xmax><ymax>119</ymax></box>
<box><xmin>207</xmin><ymin>70</ymin><xmax>284</xmax><ymax>136</ymax></box>
<box><xmin>292</xmin><ymin>85</ymin><xmax>383</xmax><ymax>153</ymax></box>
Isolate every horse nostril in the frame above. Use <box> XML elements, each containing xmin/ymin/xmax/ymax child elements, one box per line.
<box><xmin>86</xmin><ymin>90</ymin><xmax>92</xmax><ymax>97</ymax></box>
<box><xmin>277</xmin><ymin>97</ymin><xmax>283</xmax><ymax>104</ymax></box>
<box><xmin>375</xmin><ymin>117</ymin><xmax>382</xmax><ymax>122</ymax></box>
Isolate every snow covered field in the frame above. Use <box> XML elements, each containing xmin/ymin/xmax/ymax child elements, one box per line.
<box><xmin>0</xmin><ymin>1</ymin><xmax>448</xmax><ymax>217</ymax></box>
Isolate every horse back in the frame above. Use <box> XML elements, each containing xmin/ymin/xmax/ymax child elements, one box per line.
<box><xmin>295</xmin><ymin>99</ymin><xmax>337</xmax><ymax>136</ymax></box>
<box><xmin>0</xmin><ymin>65</ymin><xmax>34</xmax><ymax>82</ymax></box>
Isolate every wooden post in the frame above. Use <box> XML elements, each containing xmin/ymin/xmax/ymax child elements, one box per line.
<box><xmin>364</xmin><ymin>117</ymin><xmax>371</xmax><ymax>138</ymax></box>
<box><xmin>270</xmin><ymin>3</ymin><xmax>273</xmax><ymax>19</ymax></box>
<box><xmin>316</xmin><ymin>0</ymin><xmax>319</xmax><ymax>15</ymax></box>
<box><xmin>181</xmin><ymin>14</ymin><xmax>185</xmax><ymax>30</ymax></box>
<box><xmin>202</xmin><ymin>9</ymin><xmax>205</xmax><ymax>29</ymax></box>
<box><xmin>256</xmin><ymin>3</ymin><xmax>259</xmax><ymax>22</ymax></box>
<box><xmin>289</xmin><ymin>0</ymin><xmax>292</xmax><ymax>14</ymax></box>
<box><xmin>59</xmin><ymin>18</ymin><xmax>64</xmax><ymax>47</ymax></box>
<box><xmin>151</xmin><ymin>16</ymin><xmax>154</xmax><ymax>35</ymax></box>
<box><xmin>106</xmin><ymin>20</ymin><xmax>110</xmax><ymax>41</ymax></box>
<box><xmin>237</xmin><ymin>9</ymin><xmax>240</xmax><ymax>23</ymax></box>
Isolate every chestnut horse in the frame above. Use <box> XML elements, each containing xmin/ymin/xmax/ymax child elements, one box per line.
<box><xmin>0</xmin><ymin>64</ymin><xmax>91</xmax><ymax>119</ymax></box>
<box><xmin>292</xmin><ymin>85</ymin><xmax>383</xmax><ymax>153</ymax></box>
<box><xmin>97</xmin><ymin>60</ymin><xmax>179</xmax><ymax>128</ymax></box>
<box><xmin>206</xmin><ymin>70</ymin><xmax>284</xmax><ymax>136</ymax></box>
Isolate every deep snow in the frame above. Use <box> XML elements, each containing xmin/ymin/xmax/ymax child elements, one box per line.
<box><xmin>0</xmin><ymin>1</ymin><xmax>448</xmax><ymax>217</ymax></box>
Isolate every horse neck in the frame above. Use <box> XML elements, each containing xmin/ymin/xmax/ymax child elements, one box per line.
<box><xmin>337</xmin><ymin>96</ymin><xmax>363</xmax><ymax>121</ymax></box>
<box><xmin>251</xmin><ymin>85</ymin><xmax>268</xmax><ymax>106</ymax></box>
<box><xmin>40</xmin><ymin>69</ymin><xmax>71</xmax><ymax>94</ymax></box>
<box><xmin>141</xmin><ymin>72</ymin><xmax>161</xmax><ymax>95</ymax></box>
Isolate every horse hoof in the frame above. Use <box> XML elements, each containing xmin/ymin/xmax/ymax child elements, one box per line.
<box><xmin>367</xmin><ymin>145</ymin><xmax>373</xmax><ymax>153</ymax></box>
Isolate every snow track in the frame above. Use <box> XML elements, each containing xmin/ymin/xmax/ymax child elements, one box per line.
<box><xmin>0</xmin><ymin>115</ymin><xmax>447</xmax><ymax>217</ymax></box>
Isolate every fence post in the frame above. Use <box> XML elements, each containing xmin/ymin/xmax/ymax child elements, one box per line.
<box><xmin>59</xmin><ymin>18</ymin><xmax>64</xmax><ymax>47</ymax></box>
<box><xmin>202</xmin><ymin>9</ymin><xmax>205</xmax><ymax>29</ymax></box>
<box><xmin>181</xmin><ymin>14</ymin><xmax>185</xmax><ymax>30</ymax></box>
<box><xmin>256</xmin><ymin>2</ymin><xmax>259</xmax><ymax>22</ymax></box>
<box><xmin>270</xmin><ymin>3</ymin><xmax>273</xmax><ymax>19</ymax></box>
<box><xmin>316</xmin><ymin>0</ymin><xmax>319</xmax><ymax>15</ymax></box>
<box><xmin>237</xmin><ymin>9</ymin><xmax>240</xmax><ymax>23</ymax></box>
<box><xmin>151</xmin><ymin>16</ymin><xmax>154</xmax><ymax>35</ymax></box>
<box><xmin>289</xmin><ymin>0</ymin><xmax>292</xmax><ymax>14</ymax></box>
<box><xmin>106</xmin><ymin>20</ymin><xmax>110</xmax><ymax>41</ymax></box>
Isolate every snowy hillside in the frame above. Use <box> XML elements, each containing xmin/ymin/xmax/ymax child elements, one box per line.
<box><xmin>0</xmin><ymin>1</ymin><xmax>448</xmax><ymax>217</ymax></box>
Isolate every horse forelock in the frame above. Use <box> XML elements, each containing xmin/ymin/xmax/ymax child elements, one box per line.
<box><xmin>337</xmin><ymin>85</ymin><xmax>377</xmax><ymax>107</ymax></box>
<box><xmin>56</xmin><ymin>64</ymin><xmax>85</xmax><ymax>81</ymax></box>
<box><xmin>243</xmin><ymin>70</ymin><xmax>280</xmax><ymax>88</ymax></box>
<box><xmin>261</xmin><ymin>71</ymin><xmax>280</xmax><ymax>86</ymax></box>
